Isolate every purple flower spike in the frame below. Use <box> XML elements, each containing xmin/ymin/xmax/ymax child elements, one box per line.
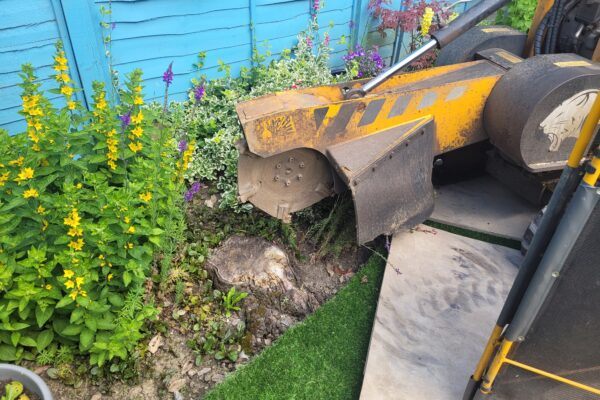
<box><xmin>178</xmin><ymin>139</ymin><xmax>188</xmax><ymax>153</ymax></box>
<box><xmin>184</xmin><ymin>181</ymin><xmax>203</xmax><ymax>202</ymax></box>
<box><xmin>313</xmin><ymin>0</ymin><xmax>320</xmax><ymax>11</ymax></box>
<box><xmin>111</xmin><ymin>22</ymin><xmax>117</xmax><ymax>30</ymax></box>
<box><xmin>194</xmin><ymin>84</ymin><xmax>205</xmax><ymax>101</ymax></box>
<box><xmin>306</xmin><ymin>37</ymin><xmax>313</xmax><ymax>49</ymax></box>
<box><xmin>163</xmin><ymin>62</ymin><xmax>174</xmax><ymax>86</ymax></box>
<box><xmin>119</xmin><ymin>112</ymin><xmax>131</xmax><ymax>128</ymax></box>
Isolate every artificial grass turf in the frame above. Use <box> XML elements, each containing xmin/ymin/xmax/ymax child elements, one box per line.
<box><xmin>205</xmin><ymin>254</ymin><xmax>386</xmax><ymax>400</ymax></box>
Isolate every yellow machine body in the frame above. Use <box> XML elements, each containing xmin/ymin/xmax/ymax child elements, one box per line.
<box><xmin>237</xmin><ymin>60</ymin><xmax>504</xmax><ymax>159</ymax></box>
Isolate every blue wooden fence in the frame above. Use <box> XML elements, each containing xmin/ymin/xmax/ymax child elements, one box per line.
<box><xmin>0</xmin><ymin>0</ymin><xmax>416</xmax><ymax>134</ymax></box>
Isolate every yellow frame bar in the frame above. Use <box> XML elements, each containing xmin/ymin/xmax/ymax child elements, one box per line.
<box><xmin>481</xmin><ymin>339</ymin><xmax>600</xmax><ymax>396</ymax></box>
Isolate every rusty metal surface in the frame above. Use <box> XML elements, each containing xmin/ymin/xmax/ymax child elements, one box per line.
<box><xmin>236</xmin><ymin>60</ymin><xmax>504</xmax><ymax>159</ymax></box>
<box><xmin>326</xmin><ymin>117</ymin><xmax>435</xmax><ymax>243</ymax></box>
<box><xmin>237</xmin><ymin>145</ymin><xmax>334</xmax><ymax>222</ymax></box>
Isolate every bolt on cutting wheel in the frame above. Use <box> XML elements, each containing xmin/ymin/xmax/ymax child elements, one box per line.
<box><xmin>238</xmin><ymin>146</ymin><xmax>335</xmax><ymax>222</ymax></box>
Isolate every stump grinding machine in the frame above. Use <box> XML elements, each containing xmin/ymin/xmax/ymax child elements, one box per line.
<box><xmin>235</xmin><ymin>0</ymin><xmax>600</xmax><ymax>244</ymax></box>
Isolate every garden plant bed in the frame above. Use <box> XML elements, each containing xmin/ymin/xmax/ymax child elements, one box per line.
<box><xmin>27</xmin><ymin>188</ymin><xmax>361</xmax><ymax>400</ymax></box>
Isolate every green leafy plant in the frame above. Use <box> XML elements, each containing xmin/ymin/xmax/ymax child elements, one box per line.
<box><xmin>496</xmin><ymin>0</ymin><xmax>537</xmax><ymax>31</ymax></box>
<box><xmin>0</xmin><ymin>42</ymin><xmax>185</xmax><ymax>367</ymax></box>
<box><xmin>169</xmin><ymin>8</ymin><xmax>339</xmax><ymax>211</ymax></box>
<box><xmin>1</xmin><ymin>381</ymin><xmax>25</xmax><ymax>400</ymax></box>
<box><xmin>222</xmin><ymin>287</ymin><xmax>248</xmax><ymax>317</ymax></box>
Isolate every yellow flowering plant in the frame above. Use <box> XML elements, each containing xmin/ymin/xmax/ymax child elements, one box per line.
<box><xmin>0</xmin><ymin>43</ymin><xmax>185</xmax><ymax>367</ymax></box>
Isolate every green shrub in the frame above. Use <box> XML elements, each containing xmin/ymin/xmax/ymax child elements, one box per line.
<box><xmin>0</xmin><ymin>43</ymin><xmax>184</xmax><ymax>366</ymax></box>
<box><xmin>173</xmin><ymin>16</ymin><xmax>341</xmax><ymax>210</ymax></box>
<box><xmin>496</xmin><ymin>0</ymin><xmax>537</xmax><ymax>32</ymax></box>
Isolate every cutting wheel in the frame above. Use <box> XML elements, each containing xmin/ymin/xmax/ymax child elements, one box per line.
<box><xmin>238</xmin><ymin>146</ymin><xmax>335</xmax><ymax>221</ymax></box>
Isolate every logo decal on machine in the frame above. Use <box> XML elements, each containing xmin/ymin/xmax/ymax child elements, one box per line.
<box><xmin>540</xmin><ymin>90</ymin><xmax>598</xmax><ymax>152</ymax></box>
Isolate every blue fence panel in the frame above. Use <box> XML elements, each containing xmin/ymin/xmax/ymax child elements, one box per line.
<box><xmin>1</xmin><ymin>0</ymin><xmax>424</xmax><ymax>133</ymax></box>
<box><xmin>0</xmin><ymin>0</ymin><xmax>82</xmax><ymax>134</ymax></box>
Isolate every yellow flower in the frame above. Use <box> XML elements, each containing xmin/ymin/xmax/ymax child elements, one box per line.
<box><xmin>32</xmin><ymin>144</ymin><xmax>41</xmax><ymax>152</ymax></box>
<box><xmin>60</xmin><ymin>86</ymin><xmax>74</xmax><ymax>97</ymax></box>
<box><xmin>0</xmin><ymin>172</ymin><xmax>9</xmax><ymax>187</ymax></box>
<box><xmin>23</xmin><ymin>188</ymin><xmax>39</xmax><ymax>198</ymax></box>
<box><xmin>64</xmin><ymin>208</ymin><xmax>81</xmax><ymax>228</ymax></box>
<box><xmin>65</xmin><ymin>280</ymin><xmax>75</xmax><ymax>289</ymax></box>
<box><xmin>127</xmin><ymin>242</ymin><xmax>134</xmax><ymax>249</ymax></box>
<box><xmin>106</xmin><ymin>129</ymin><xmax>116</xmax><ymax>137</ymax></box>
<box><xmin>76</xmin><ymin>183</ymin><xmax>82</xmax><ymax>189</ymax></box>
<box><xmin>134</xmin><ymin>86</ymin><xmax>142</xmax><ymax>93</ymax></box>
<box><xmin>45</xmin><ymin>284</ymin><xmax>52</xmax><ymax>290</ymax></box>
<box><xmin>132</xmin><ymin>126</ymin><xmax>143</xmax><ymax>138</ymax></box>
<box><xmin>108</xmin><ymin>273</ymin><xmax>113</xmax><ymax>281</ymax></box>
<box><xmin>67</xmin><ymin>101</ymin><xmax>77</xmax><ymax>110</ymax></box>
<box><xmin>108</xmin><ymin>160</ymin><xmax>117</xmax><ymax>170</ymax></box>
<box><xmin>68</xmin><ymin>238</ymin><xmax>85</xmax><ymax>251</ymax></box>
<box><xmin>69</xmin><ymin>291</ymin><xmax>78</xmax><ymax>300</ymax></box>
<box><xmin>96</xmin><ymin>99</ymin><xmax>107</xmax><ymax>110</ymax></box>
<box><xmin>134</xmin><ymin>96</ymin><xmax>144</xmax><ymax>105</ymax></box>
<box><xmin>131</xmin><ymin>111</ymin><xmax>144</xmax><ymax>125</ymax></box>
<box><xmin>75</xmin><ymin>276</ymin><xmax>85</xmax><ymax>288</ymax></box>
<box><xmin>128</xmin><ymin>141</ymin><xmax>143</xmax><ymax>153</ymax></box>
<box><xmin>36</xmin><ymin>205</ymin><xmax>45</xmax><ymax>214</ymax></box>
<box><xmin>98</xmin><ymin>254</ymin><xmax>105</xmax><ymax>260</ymax></box>
<box><xmin>9</xmin><ymin>157</ymin><xmax>24</xmax><ymax>167</ymax></box>
<box><xmin>55</xmin><ymin>73</ymin><xmax>70</xmax><ymax>83</ymax></box>
<box><xmin>54</xmin><ymin>55</ymin><xmax>68</xmax><ymax>66</ymax></box>
<box><xmin>80</xmin><ymin>290</ymin><xmax>87</xmax><ymax>297</ymax></box>
<box><xmin>127</xmin><ymin>226</ymin><xmax>136</xmax><ymax>234</ymax></box>
<box><xmin>124</xmin><ymin>216</ymin><xmax>131</xmax><ymax>224</ymax></box>
<box><xmin>15</xmin><ymin>167</ymin><xmax>34</xmax><ymax>182</ymax></box>
<box><xmin>139</xmin><ymin>192</ymin><xmax>152</xmax><ymax>202</ymax></box>
<box><xmin>67</xmin><ymin>227</ymin><xmax>83</xmax><ymax>237</ymax></box>
<box><xmin>63</xmin><ymin>269</ymin><xmax>75</xmax><ymax>279</ymax></box>
<box><xmin>42</xmin><ymin>219</ymin><xmax>48</xmax><ymax>231</ymax></box>
<box><xmin>421</xmin><ymin>7</ymin><xmax>434</xmax><ymax>36</ymax></box>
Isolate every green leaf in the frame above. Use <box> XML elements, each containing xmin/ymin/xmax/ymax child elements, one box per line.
<box><xmin>61</xmin><ymin>323</ymin><xmax>83</xmax><ymax>336</ymax></box>
<box><xmin>36</xmin><ymin>304</ymin><xmax>54</xmax><ymax>328</ymax></box>
<box><xmin>80</xmin><ymin>327</ymin><xmax>94</xmax><ymax>350</ymax></box>
<box><xmin>0</xmin><ymin>344</ymin><xmax>19</xmax><ymax>361</ymax></box>
<box><xmin>85</xmin><ymin>317</ymin><xmax>97</xmax><ymax>332</ymax></box>
<box><xmin>19</xmin><ymin>336</ymin><xmax>37</xmax><ymax>347</ymax></box>
<box><xmin>36</xmin><ymin>330</ymin><xmax>54</xmax><ymax>351</ymax></box>
<box><xmin>11</xmin><ymin>332</ymin><xmax>20</xmax><ymax>347</ymax></box>
<box><xmin>56</xmin><ymin>295</ymin><xmax>74</xmax><ymax>309</ymax></box>
<box><xmin>107</xmin><ymin>293</ymin><xmax>124</xmax><ymax>307</ymax></box>
<box><xmin>123</xmin><ymin>271</ymin><xmax>132</xmax><ymax>287</ymax></box>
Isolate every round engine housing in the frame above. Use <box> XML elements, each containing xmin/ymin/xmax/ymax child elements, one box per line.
<box><xmin>484</xmin><ymin>54</ymin><xmax>600</xmax><ymax>172</ymax></box>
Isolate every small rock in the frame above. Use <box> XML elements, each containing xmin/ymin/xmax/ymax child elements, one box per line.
<box><xmin>198</xmin><ymin>367</ymin><xmax>211</xmax><ymax>377</ymax></box>
<box><xmin>167</xmin><ymin>378</ymin><xmax>187</xmax><ymax>393</ymax></box>
<box><xmin>148</xmin><ymin>334</ymin><xmax>163</xmax><ymax>354</ymax></box>
<box><xmin>205</xmin><ymin>195</ymin><xmax>218</xmax><ymax>209</ymax></box>
<box><xmin>361</xmin><ymin>275</ymin><xmax>369</xmax><ymax>284</ymax></box>
<box><xmin>91</xmin><ymin>394</ymin><xmax>102</xmax><ymax>400</ymax></box>
<box><xmin>211</xmin><ymin>373</ymin><xmax>225</xmax><ymax>383</ymax></box>
<box><xmin>264</xmin><ymin>338</ymin><xmax>272</xmax><ymax>346</ymax></box>
<box><xmin>238</xmin><ymin>351</ymin><xmax>250</xmax><ymax>362</ymax></box>
<box><xmin>182</xmin><ymin>361</ymin><xmax>193</xmax><ymax>375</ymax></box>
<box><xmin>187</xmin><ymin>369</ymin><xmax>197</xmax><ymax>377</ymax></box>
<box><xmin>34</xmin><ymin>366</ymin><xmax>49</xmax><ymax>375</ymax></box>
<box><xmin>174</xmin><ymin>392</ymin><xmax>184</xmax><ymax>400</ymax></box>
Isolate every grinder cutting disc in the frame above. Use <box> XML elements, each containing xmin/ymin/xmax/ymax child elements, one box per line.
<box><xmin>237</xmin><ymin>144</ymin><xmax>335</xmax><ymax>222</ymax></box>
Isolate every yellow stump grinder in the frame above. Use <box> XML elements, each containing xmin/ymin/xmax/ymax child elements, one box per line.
<box><xmin>235</xmin><ymin>0</ymin><xmax>600</xmax><ymax>244</ymax></box>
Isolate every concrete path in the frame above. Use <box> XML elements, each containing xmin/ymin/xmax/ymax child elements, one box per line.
<box><xmin>360</xmin><ymin>227</ymin><xmax>521</xmax><ymax>400</ymax></box>
<box><xmin>431</xmin><ymin>176</ymin><xmax>538</xmax><ymax>241</ymax></box>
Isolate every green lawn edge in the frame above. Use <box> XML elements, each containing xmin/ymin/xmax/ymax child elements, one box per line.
<box><xmin>204</xmin><ymin>254</ymin><xmax>386</xmax><ymax>400</ymax></box>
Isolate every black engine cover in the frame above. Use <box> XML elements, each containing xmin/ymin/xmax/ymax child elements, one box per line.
<box><xmin>484</xmin><ymin>54</ymin><xmax>600</xmax><ymax>172</ymax></box>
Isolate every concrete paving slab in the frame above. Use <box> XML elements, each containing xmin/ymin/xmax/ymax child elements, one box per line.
<box><xmin>360</xmin><ymin>226</ymin><xmax>521</xmax><ymax>400</ymax></box>
<box><xmin>430</xmin><ymin>176</ymin><xmax>538</xmax><ymax>241</ymax></box>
